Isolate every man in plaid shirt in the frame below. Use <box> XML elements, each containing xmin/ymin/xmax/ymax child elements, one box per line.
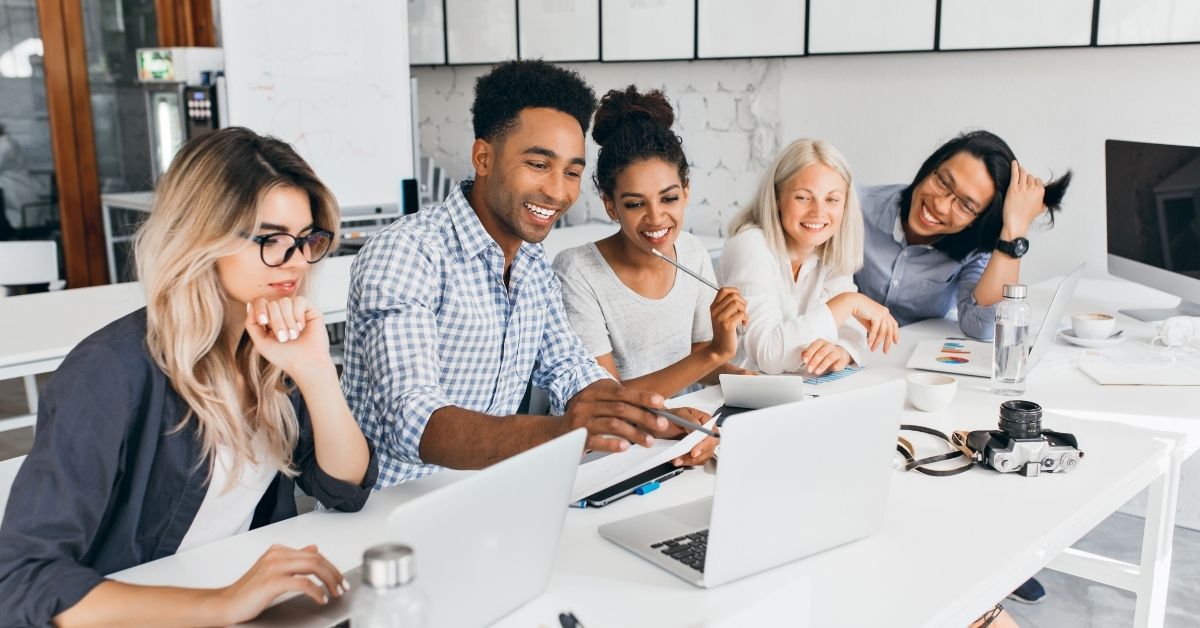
<box><xmin>342</xmin><ymin>60</ymin><xmax>708</xmax><ymax>487</ymax></box>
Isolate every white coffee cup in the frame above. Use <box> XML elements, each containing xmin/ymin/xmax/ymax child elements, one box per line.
<box><xmin>906</xmin><ymin>373</ymin><xmax>957</xmax><ymax>412</ymax></box>
<box><xmin>1071</xmin><ymin>312</ymin><xmax>1116</xmax><ymax>340</ymax></box>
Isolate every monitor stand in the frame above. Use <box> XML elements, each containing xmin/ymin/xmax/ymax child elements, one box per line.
<box><xmin>1120</xmin><ymin>299</ymin><xmax>1200</xmax><ymax>322</ymax></box>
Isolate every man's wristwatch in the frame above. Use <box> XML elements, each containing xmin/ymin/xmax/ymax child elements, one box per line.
<box><xmin>995</xmin><ymin>237</ymin><xmax>1029</xmax><ymax>258</ymax></box>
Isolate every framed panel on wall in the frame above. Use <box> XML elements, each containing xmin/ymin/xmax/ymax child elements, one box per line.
<box><xmin>940</xmin><ymin>0</ymin><xmax>1093</xmax><ymax>50</ymax></box>
<box><xmin>601</xmin><ymin>0</ymin><xmax>695</xmax><ymax>61</ymax></box>
<box><xmin>697</xmin><ymin>0</ymin><xmax>806</xmax><ymax>58</ymax></box>
<box><xmin>446</xmin><ymin>0</ymin><xmax>518</xmax><ymax>64</ymax></box>
<box><xmin>408</xmin><ymin>0</ymin><xmax>446</xmax><ymax>64</ymax></box>
<box><xmin>518</xmin><ymin>0</ymin><xmax>599</xmax><ymax>62</ymax></box>
<box><xmin>1098</xmin><ymin>0</ymin><xmax>1200</xmax><ymax>45</ymax></box>
<box><xmin>808</xmin><ymin>0</ymin><xmax>937</xmax><ymax>54</ymax></box>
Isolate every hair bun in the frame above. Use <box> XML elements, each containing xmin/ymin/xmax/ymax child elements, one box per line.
<box><xmin>591</xmin><ymin>85</ymin><xmax>675</xmax><ymax>147</ymax></box>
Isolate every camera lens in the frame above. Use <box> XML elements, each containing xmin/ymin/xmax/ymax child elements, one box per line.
<box><xmin>999</xmin><ymin>400</ymin><xmax>1043</xmax><ymax>439</ymax></box>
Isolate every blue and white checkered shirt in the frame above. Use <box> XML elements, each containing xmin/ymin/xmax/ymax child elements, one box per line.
<box><xmin>341</xmin><ymin>181</ymin><xmax>611</xmax><ymax>488</ymax></box>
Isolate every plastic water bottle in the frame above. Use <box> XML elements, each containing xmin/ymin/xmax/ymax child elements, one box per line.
<box><xmin>992</xmin><ymin>284</ymin><xmax>1031</xmax><ymax>396</ymax></box>
<box><xmin>350</xmin><ymin>544</ymin><xmax>429</xmax><ymax>627</ymax></box>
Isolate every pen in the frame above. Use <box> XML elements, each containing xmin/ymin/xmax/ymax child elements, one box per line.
<box><xmin>648</xmin><ymin>407</ymin><xmax>720</xmax><ymax>438</ymax></box>
<box><xmin>651</xmin><ymin>248</ymin><xmax>721</xmax><ymax>291</ymax></box>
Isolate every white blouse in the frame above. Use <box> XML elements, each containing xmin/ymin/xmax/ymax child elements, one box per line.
<box><xmin>177</xmin><ymin>439</ymin><xmax>278</xmax><ymax>553</ymax></box>
<box><xmin>717</xmin><ymin>227</ymin><xmax>867</xmax><ymax>374</ymax></box>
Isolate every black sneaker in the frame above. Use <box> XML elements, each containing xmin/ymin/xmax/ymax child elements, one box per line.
<box><xmin>1007</xmin><ymin>577</ymin><xmax>1046</xmax><ymax>604</ymax></box>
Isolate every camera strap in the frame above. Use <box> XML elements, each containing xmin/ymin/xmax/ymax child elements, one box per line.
<box><xmin>896</xmin><ymin>424</ymin><xmax>975</xmax><ymax>477</ymax></box>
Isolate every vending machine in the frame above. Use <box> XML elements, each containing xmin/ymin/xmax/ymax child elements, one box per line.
<box><xmin>136</xmin><ymin>47</ymin><xmax>226</xmax><ymax>181</ymax></box>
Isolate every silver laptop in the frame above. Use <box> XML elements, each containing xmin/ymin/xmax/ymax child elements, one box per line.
<box><xmin>906</xmin><ymin>262</ymin><xmax>1086</xmax><ymax>378</ymax></box>
<box><xmin>242</xmin><ymin>428</ymin><xmax>586</xmax><ymax>628</ymax></box>
<box><xmin>599</xmin><ymin>380</ymin><xmax>904</xmax><ymax>588</ymax></box>
<box><xmin>718</xmin><ymin>373</ymin><xmax>807</xmax><ymax>409</ymax></box>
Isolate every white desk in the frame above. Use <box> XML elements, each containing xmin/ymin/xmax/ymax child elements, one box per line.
<box><xmin>109</xmin><ymin>275</ymin><xmax>1199</xmax><ymax>627</ymax></box>
<box><xmin>0</xmin><ymin>255</ymin><xmax>354</xmax><ymax>431</ymax></box>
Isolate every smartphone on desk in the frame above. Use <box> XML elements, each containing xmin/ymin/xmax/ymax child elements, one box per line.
<box><xmin>579</xmin><ymin>462</ymin><xmax>685</xmax><ymax>508</ymax></box>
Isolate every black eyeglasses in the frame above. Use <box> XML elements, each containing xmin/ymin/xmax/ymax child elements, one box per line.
<box><xmin>929</xmin><ymin>170</ymin><xmax>983</xmax><ymax>219</ymax></box>
<box><xmin>245</xmin><ymin>229</ymin><xmax>335</xmax><ymax>267</ymax></box>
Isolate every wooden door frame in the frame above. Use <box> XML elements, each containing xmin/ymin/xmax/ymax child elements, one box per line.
<box><xmin>34</xmin><ymin>0</ymin><xmax>215</xmax><ymax>287</ymax></box>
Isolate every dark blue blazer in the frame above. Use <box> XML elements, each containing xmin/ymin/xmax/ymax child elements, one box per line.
<box><xmin>0</xmin><ymin>309</ymin><xmax>378</xmax><ymax>626</ymax></box>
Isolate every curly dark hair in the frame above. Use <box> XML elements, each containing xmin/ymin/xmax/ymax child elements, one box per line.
<box><xmin>470</xmin><ymin>59</ymin><xmax>597</xmax><ymax>143</ymax></box>
<box><xmin>591</xmin><ymin>85</ymin><xmax>689</xmax><ymax>199</ymax></box>
<box><xmin>899</xmin><ymin>130</ymin><xmax>1072</xmax><ymax>261</ymax></box>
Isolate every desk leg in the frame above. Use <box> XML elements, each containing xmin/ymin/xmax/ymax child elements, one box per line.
<box><xmin>22</xmin><ymin>374</ymin><xmax>38</xmax><ymax>415</ymax></box>
<box><xmin>1134</xmin><ymin>451</ymin><xmax>1182</xmax><ymax>628</ymax></box>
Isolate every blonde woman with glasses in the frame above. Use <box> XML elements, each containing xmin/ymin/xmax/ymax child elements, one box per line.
<box><xmin>719</xmin><ymin>138</ymin><xmax>899</xmax><ymax>377</ymax></box>
<box><xmin>0</xmin><ymin>127</ymin><xmax>377</xmax><ymax>626</ymax></box>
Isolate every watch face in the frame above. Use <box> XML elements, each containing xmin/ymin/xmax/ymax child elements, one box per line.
<box><xmin>1013</xmin><ymin>238</ymin><xmax>1029</xmax><ymax>257</ymax></box>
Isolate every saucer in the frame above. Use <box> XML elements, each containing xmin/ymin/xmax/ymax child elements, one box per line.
<box><xmin>1059</xmin><ymin>329</ymin><xmax>1125</xmax><ymax>348</ymax></box>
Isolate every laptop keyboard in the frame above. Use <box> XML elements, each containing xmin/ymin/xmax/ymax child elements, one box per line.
<box><xmin>650</xmin><ymin>529</ymin><xmax>708</xmax><ymax>572</ymax></box>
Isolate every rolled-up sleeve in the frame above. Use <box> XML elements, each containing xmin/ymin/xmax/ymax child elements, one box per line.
<box><xmin>720</xmin><ymin>233</ymin><xmax>839</xmax><ymax>374</ymax></box>
<box><xmin>291</xmin><ymin>394</ymin><xmax>378</xmax><ymax>512</ymax></box>
<box><xmin>955</xmin><ymin>251</ymin><xmax>998</xmax><ymax>340</ymax></box>
<box><xmin>531</xmin><ymin>273</ymin><xmax>613</xmax><ymax>414</ymax></box>
<box><xmin>349</xmin><ymin>235</ymin><xmax>454</xmax><ymax>466</ymax></box>
<box><xmin>0</xmin><ymin>345</ymin><xmax>133</xmax><ymax>626</ymax></box>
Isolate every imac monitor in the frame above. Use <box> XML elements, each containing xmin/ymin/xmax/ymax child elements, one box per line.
<box><xmin>1106</xmin><ymin>139</ymin><xmax>1200</xmax><ymax>321</ymax></box>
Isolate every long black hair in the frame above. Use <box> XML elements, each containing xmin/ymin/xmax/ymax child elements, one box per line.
<box><xmin>899</xmin><ymin>131</ymin><xmax>1072</xmax><ymax>260</ymax></box>
<box><xmin>591</xmin><ymin>85</ymin><xmax>689</xmax><ymax>199</ymax></box>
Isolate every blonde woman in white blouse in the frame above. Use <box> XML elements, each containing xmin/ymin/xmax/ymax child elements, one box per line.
<box><xmin>719</xmin><ymin>139</ymin><xmax>900</xmax><ymax>376</ymax></box>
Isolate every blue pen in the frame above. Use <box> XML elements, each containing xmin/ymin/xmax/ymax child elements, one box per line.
<box><xmin>635</xmin><ymin>480</ymin><xmax>661</xmax><ymax>495</ymax></box>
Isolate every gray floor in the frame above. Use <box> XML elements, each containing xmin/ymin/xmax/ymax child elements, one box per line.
<box><xmin>1</xmin><ymin>377</ymin><xmax>1197</xmax><ymax>625</ymax></box>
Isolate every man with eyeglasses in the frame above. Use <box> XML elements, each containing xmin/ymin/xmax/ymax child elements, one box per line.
<box><xmin>854</xmin><ymin>130</ymin><xmax>1073</xmax><ymax>342</ymax></box>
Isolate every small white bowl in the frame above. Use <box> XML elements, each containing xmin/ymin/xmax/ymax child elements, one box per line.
<box><xmin>1072</xmin><ymin>312</ymin><xmax>1116</xmax><ymax>340</ymax></box>
<box><xmin>906</xmin><ymin>373</ymin><xmax>958</xmax><ymax>412</ymax></box>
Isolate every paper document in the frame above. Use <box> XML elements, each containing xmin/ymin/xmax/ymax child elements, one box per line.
<box><xmin>570</xmin><ymin>421</ymin><xmax>711</xmax><ymax>502</ymax></box>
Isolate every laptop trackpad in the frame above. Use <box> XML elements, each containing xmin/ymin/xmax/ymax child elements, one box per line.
<box><xmin>664</xmin><ymin>497</ymin><xmax>713</xmax><ymax>529</ymax></box>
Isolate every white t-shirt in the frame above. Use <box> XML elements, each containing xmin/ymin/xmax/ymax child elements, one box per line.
<box><xmin>717</xmin><ymin>227</ymin><xmax>866</xmax><ymax>374</ymax></box>
<box><xmin>553</xmin><ymin>232</ymin><xmax>715</xmax><ymax>387</ymax></box>
<box><xmin>177</xmin><ymin>440</ymin><xmax>278</xmax><ymax>553</ymax></box>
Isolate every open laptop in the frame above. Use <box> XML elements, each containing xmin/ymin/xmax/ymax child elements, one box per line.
<box><xmin>599</xmin><ymin>380</ymin><xmax>904</xmax><ymax>588</ymax></box>
<box><xmin>242</xmin><ymin>428</ymin><xmax>586</xmax><ymax>628</ymax></box>
<box><xmin>906</xmin><ymin>263</ymin><xmax>1085</xmax><ymax>378</ymax></box>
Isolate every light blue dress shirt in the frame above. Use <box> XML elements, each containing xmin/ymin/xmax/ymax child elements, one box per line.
<box><xmin>341</xmin><ymin>181</ymin><xmax>611</xmax><ymax>487</ymax></box>
<box><xmin>854</xmin><ymin>184</ymin><xmax>997</xmax><ymax>340</ymax></box>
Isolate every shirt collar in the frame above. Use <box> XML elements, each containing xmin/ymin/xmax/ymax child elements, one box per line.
<box><xmin>446</xmin><ymin>180</ymin><xmax>547</xmax><ymax>265</ymax></box>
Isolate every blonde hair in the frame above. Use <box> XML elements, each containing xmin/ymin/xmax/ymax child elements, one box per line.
<box><xmin>134</xmin><ymin>127</ymin><xmax>339</xmax><ymax>484</ymax></box>
<box><xmin>727</xmin><ymin>138</ymin><xmax>864</xmax><ymax>277</ymax></box>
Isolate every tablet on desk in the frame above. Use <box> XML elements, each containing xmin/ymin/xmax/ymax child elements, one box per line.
<box><xmin>577</xmin><ymin>462</ymin><xmax>685</xmax><ymax>508</ymax></box>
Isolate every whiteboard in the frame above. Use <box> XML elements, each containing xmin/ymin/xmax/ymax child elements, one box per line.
<box><xmin>1098</xmin><ymin>0</ymin><xmax>1200</xmax><ymax>45</ymax></box>
<box><xmin>519</xmin><ymin>0</ymin><xmax>599</xmax><ymax>61</ymax></box>
<box><xmin>408</xmin><ymin>0</ymin><xmax>446</xmax><ymax>64</ymax></box>
<box><xmin>940</xmin><ymin>0</ymin><xmax>1093</xmax><ymax>49</ymax></box>
<box><xmin>446</xmin><ymin>0</ymin><xmax>518</xmax><ymax>64</ymax></box>
<box><xmin>601</xmin><ymin>0</ymin><xmax>695</xmax><ymax>61</ymax></box>
<box><xmin>808</xmin><ymin>0</ymin><xmax>936</xmax><ymax>54</ymax></box>
<box><xmin>697</xmin><ymin>0</ymin><xmax>805</xmax><ymax>58</ymax></box>
<box><xmin>220</xmin><ymin>0</ymin><xmax>414</xmax><ymax>209</ymax></box>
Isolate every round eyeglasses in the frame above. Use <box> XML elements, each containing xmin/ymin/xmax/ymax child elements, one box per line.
<box><xmin>246</xmin><ymin>229</ymin><xmax>335</xmax><ymax>267</ymax></box>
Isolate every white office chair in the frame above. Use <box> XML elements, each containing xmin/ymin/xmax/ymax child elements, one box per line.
<box><xmin>0</xmin><ymin>241</ymin><xmax>65</xmax><ymax>296</ymax></box>
<box><xmin>0</xmin><ymin>455</ymin><xmax>26</xmax><ymax>522</ymax></box>
<box><xmin>0</xmin><ymin>241</ymin><xmax>64</xmax><ymax>421</ymax></box>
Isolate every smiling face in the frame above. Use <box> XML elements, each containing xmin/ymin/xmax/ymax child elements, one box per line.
<box><xmin>778</xmin><ymin>163</ymin><xmax>848</xmax><ymax>259</ymax></box>
<box><xmin>215</xmin><ymin>185</ymin><xmax>317</xmax><ymax>305</ymax></box>
<box><xmin>473</xmin><ymin>107</ymin><xmax>586</xmax><ymax>247</ymax></box>
<box><xmin>907</xmin><ymin>151</ymin><xmax>996</xmax><ymax>239</ymax></box>
<box><xmin>604</xmin><ymin>158</ymin><xmax>688</xmax><ymax>254</ymax></box>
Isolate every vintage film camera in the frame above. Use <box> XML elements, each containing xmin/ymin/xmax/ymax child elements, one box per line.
<box><xmin>953</xmin><ymin>400</ymin><xmax>1084</xmax><ymax>477</ymax></box>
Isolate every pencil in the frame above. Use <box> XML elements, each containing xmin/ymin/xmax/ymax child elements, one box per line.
<box><xmin>651</xmin><ymin>248</ymin><xmax>720</xmax><ymax>291</ymax></box>
<box><xmin>648</xmin><ymin>407</ymin><xmax>720</xmax><ymax>438</ymax></box>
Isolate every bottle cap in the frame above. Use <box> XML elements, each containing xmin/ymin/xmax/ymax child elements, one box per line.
<box><xmin>1002</xmin><ymin>284</ymin><xmax>1027</xmax><ymax>299</ymax></box>
<box><xmin>362</xmin><ymin>544</ymin><xmax>416</xmax><ymax>589</ymax></box>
